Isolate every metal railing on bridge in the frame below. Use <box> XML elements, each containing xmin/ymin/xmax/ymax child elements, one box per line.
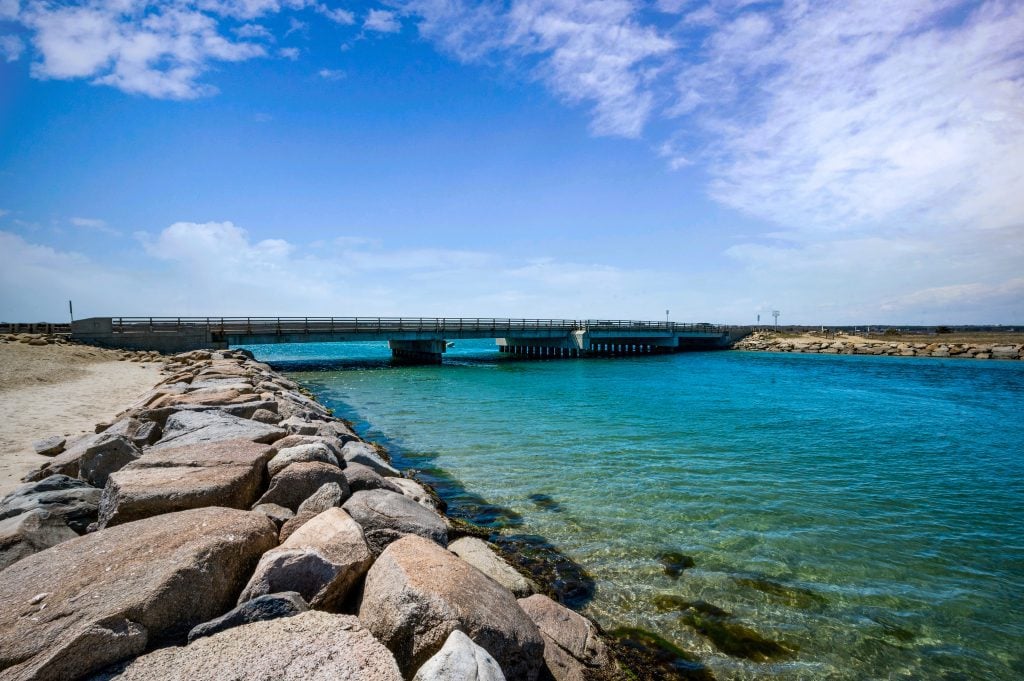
<box><xmin>107</xmin><ymin>317</ymin><xmax>731</xmax><ymax>336</ymax></box>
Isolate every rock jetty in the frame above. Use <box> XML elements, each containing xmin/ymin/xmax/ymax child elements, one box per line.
<box><xmin>0</xmin><ymin>348</ymin><xmax>637</xmax><ymax>681</ymax></box>
<box><xmin>734</xmin><ymin>332</ymin><xmax>1024</xmax><ymax>360</ymax></box>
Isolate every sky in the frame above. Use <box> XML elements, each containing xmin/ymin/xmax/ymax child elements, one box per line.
<box><xmin>0</xmin><ymin>0</ymin><xmax>1022</xmax><ymax>325</ymax></box>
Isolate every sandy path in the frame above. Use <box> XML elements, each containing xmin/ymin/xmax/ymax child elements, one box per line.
<box><xmin>0</xmin><ymin>343</ymin><xmax>162</xmax><ymax>496</ymax></box>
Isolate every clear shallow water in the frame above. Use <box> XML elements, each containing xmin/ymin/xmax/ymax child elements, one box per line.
<box><xmin>243</xmin><ymin>340</ymin><xmax>1024</xmax><ymax>680</ymax></box>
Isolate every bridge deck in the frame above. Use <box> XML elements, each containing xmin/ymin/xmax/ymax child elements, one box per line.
<box><xmin>70</xmin><ymin>317</ymin><xmax>750</xmax><ymax>361</ymax></box>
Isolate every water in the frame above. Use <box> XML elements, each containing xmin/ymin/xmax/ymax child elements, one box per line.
<box><xmin>243</xmin><ymin>339</ymin><xmax>1024</xmax><ymax>680</ymax></box>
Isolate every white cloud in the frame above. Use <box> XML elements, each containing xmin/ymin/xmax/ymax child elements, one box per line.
<box><xmin>279</xmin><ymin>46</ymin><xmax>299</xmax><ymax>59</ymax></box>
<box><xmin>0</xmin><ymin>34</ymin><xmax>24</xmax><ymax>62</ymax></box>
<box><xmin>19</xmin><ymin>1</ymin><xmax>267</xmax><ymax>98</ymax></box>
<box><xmin>235</xmin><ymin>23</ymin><xmax>273</xmax><ymax>40</ymax></box>
<box><xmin>317</xmin><ymin>67</ymin><xmax>344</xmax><ymax>80</ymax></box>
<box><xmin>680</xmin><ymin>0</ymin><xmax>1024</xmax><ymax>236</ymax></box>
<box><xmin>364</xmin><ymin>9</ymin><xmax>401</xmax><ymax>33</ymax></box>
<box><xmin>316</xmin><ymin>3</ymin><xmax>354</xmax><ymax>25</ymax></box>
<box><xmin>0</xmin><ymin>0</ymin><xmax>18</xmax><ymax>21</ymax></box>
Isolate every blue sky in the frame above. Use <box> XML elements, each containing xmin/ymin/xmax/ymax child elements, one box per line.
<box><xmin>1</xmin><ymin>0</ymin><xmax>1022</xmax><ymax>324</ymax></box>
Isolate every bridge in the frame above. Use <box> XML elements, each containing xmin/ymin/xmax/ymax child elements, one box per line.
<box><xmin>71</xmin><ymin>317</ymin><xmax>751</xmax><ymax>364</ymax></box>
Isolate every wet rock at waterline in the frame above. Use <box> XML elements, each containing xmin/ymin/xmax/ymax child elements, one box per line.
<box><xmin>342</xmin><ymin>489</ymin><xmax>447</xmax><ymax>554</ymax></box>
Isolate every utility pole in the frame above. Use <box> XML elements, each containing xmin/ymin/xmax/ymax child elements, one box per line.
<box><xmin>69</xmin><ymin>300</ymin><xmax>74</xmax><ymax>323</ymax></box>
<box><xmin>772</xmin><ymin>310</ymin><xmax>780</xmax><ymax>331</ymax></box>
<box><xmin>666</xmin><ymin>309</ymin><xmax>669</xmax><ymax>324</ymax></box>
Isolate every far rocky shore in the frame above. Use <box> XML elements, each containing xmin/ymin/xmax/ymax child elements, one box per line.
<box><xmin>733</xmin><ymin>331</ymin><xmax>1024</xmax><ymax>360</ymax></box>
<box><xmin>0</xmin><ymin>345</ymin><xmax>712</xmax><ymax>681</ymax></box>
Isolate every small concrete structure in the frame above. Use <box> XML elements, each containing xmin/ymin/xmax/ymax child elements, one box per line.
<box><xmin>72</xmin><ymin>318</ymin><xmax>750</xmax><ymax>364</ymax></box>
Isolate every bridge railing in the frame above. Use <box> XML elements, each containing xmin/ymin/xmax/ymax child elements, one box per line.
<box><xmin>106</xmin><ymin>317</ymin><xmax>733</xmax><ymax>335</ymax></box>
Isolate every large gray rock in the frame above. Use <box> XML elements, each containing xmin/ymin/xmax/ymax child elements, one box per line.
<box><xmin>254</xmin><ymin>461</ymin><xmax>349</xmax><ymax>512</ymax></box>
<box><xmin>314</xmin><ymin>419</ymin><xmax>359</xmax><ymax>444</ymax></box>
<box><xmin>413</xmin><ymin>629</ymin><xmax>507</xmax><ymax>681</ymax></box>
<box><xmin>342</xmin><ymin>441</ymin><xmax>400</xmax><ymax>477</ymax></box>
<box><xmin>278</xmin><ymin>482</ymin><xmax>348</xmax><ymax>541</ymax></box>
<box><xmin>252</xmin><ymin>503</ymin><xmax>294</xmax><ymax>528</ymax></box>
<box><xmin>188</xmin><ymin>592</ymin><xmax>308</xmax><ymax>643</ymax></box>
<box><xmin>0</xmin><ymin>511</ymin><xmax>78</xmax><ymax>571</ymax></box>
<box><xmin>343</xmin><ymin>462</ymin><xmax>398</xmax><ymax>493</ymax></box>
<box><xmin>517</xmin><ymin>595</ymin><xmax>610</xmax><ymax>681</ymax></box>
<box><xmin>343</xmin><ymin>489</ymin><xmax>447</xmax><ymax>555</ymax></box>
<box><xmin>0</xmin><ymin>475</ymin><xmax>101</xmax><ymax>534</ymax></box>
<box><xmin>267</xmin><ymin>442</ymin><xmax>338</xmax><ymax>477</ymax></box>
<box><xmin>31</xmin><ymin>433</ymin><xmax>141</xmax><ymax>487</ymax></box>
<box><xmin>97</xmin><ymin>439</ymin><xmax>275</xmax><ymax>528</ymax></box>
<box><xmin>359</xmin><ymin>534</ymin><xmax>544</xmax><ymax>680</ymax></box>
<box><xmin>0</xmin><ymin>507</ymin><xmax>277</xmax><ymax>681</ymax></box>
<box><xmin>238</xmin><ymin>508</ymin><xmax>373</xmax><ymax>611</ymax></box>
<box><xmin>103</xmin><ymin>417</ymin><xmax>161</xmax><ymax>448</ymax></box>
<box><xmin>95</xmin><ymin>611</ymin><xmax>402</xmax><ymax>681</ymax></box>
<box><xmin>151</xmin><ymin>410</ymin><xmax>285</xmax><ymax>450</ymax></box>
<box><xmin>389</xmin><ymin>477</ymin><xmax>442</xmax><ymax>512</ymax></box>
<box><xmin>449</xmin><ymin>537</ymin><xmax>538</xmax><ymax>598</ymax></box>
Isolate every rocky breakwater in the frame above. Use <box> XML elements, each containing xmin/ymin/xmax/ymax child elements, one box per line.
<box><xmin>0</xmin><ymin>349</ymin><xmax>633</xmax><ymax>681</ymax></box>
<box><xmin>734</xmin><ymin>332</ymin><xmax>1024</xmax><ymax>360</ymax></box>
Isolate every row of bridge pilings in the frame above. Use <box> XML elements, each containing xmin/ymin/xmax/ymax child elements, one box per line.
<box><xmin>498</xmin><ymin>343</ymin><xmax>676</xmax><ymax>358</ymax></box>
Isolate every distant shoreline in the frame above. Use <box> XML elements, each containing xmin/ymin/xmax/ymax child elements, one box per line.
<box><xmin>733</xmin><ymin>331</ymin><xmax>1024</xmax><ymax>360</ymax></box>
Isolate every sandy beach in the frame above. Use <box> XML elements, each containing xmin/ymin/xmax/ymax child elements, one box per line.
<box><xmin>0</xmin><ymin>339</ymin><xmax>161</xmax><ymax>496</ymax></box>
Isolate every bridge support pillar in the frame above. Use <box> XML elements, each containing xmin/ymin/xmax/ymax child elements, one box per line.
<box><xmin>389</xmin><ymin>339</ymin><xmax>446</xmax><ymax>365</ymax></box>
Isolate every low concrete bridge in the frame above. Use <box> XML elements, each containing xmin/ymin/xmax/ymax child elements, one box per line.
<box><xmin>71</xmin><ymin>317</ymin><xmax>751</xmax><ymax>364</ymax></box>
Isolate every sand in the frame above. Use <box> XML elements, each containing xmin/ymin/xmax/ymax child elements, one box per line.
<box><xmin>0</xmin><ymin>341</ymin><xmax>162</xmax><ymax>496</ymax></box>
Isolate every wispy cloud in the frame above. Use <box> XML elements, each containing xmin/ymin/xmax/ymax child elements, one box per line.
<box><xmin>396</xmin><ymin>0</ymin><xmax>675</xmax><ymax>137</ymax></box>
<box><xmin>279</xmin><ymin>46</ymin><xmax>300</xmax><ymax>60</ymax></box>
<box><xmin>70</xmin><ymin>216</ymin><xmax>121</xmax><ymax>236</ymax></box>
<box><xmin>0</xmin><ymin>34</ymin><xmax>23</xmax><ymax>62</ymax></box>
<box><xmin>317</xmin><ymin>67</ymin><xmax>344</xmax><ymax>80</ymax></box>
<box><xmin>364</xmin><ymin>9</ymin><xmax>401</xmax><ymax>33</ymax></box>
<box><xmin>316</xmin><ymin>3</ymin><xmax>355</xmax><ymax>25</ymax></box>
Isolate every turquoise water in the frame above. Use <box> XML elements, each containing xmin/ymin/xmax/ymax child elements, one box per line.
<box><xmin>244</xmin><ymin>340</ymin><xmax>1024</xmax><ymax>680</ymax></box>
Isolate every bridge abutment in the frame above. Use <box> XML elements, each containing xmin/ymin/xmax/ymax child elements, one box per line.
<box><xmin>388</xmin><ymin>339</ymin><xmax>447</xmax><ymax>365</ymax></box>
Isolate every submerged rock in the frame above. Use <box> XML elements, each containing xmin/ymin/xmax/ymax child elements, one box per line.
<box><xmin>652</xmin><ymin>596</ymin><xmax>795</xmax><ymax>661</ymax></box>
<box><xmin>657</xmin><ymin>551</ymin><xmax>696</xmax><ymax>579</ymax></box>
<box><xmin>733</xmin><ymin>574</ymin><xmax>828</xmax><ymax>609</ymax></box>
<box><xmin>606</xmin><ymin>627</ymin><xmax>715</xmax><ymax>681</ymax></box>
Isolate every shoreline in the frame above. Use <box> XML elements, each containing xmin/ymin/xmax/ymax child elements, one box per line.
<box><xmin>0</xmin><ymin>343</ymin><xmax>703</xmax><ymax>680</ymax></box>
<box><xmin>733</xmin><ymin>331</ymin><xmax>1024</xmax><ymax>359</ymax></box>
